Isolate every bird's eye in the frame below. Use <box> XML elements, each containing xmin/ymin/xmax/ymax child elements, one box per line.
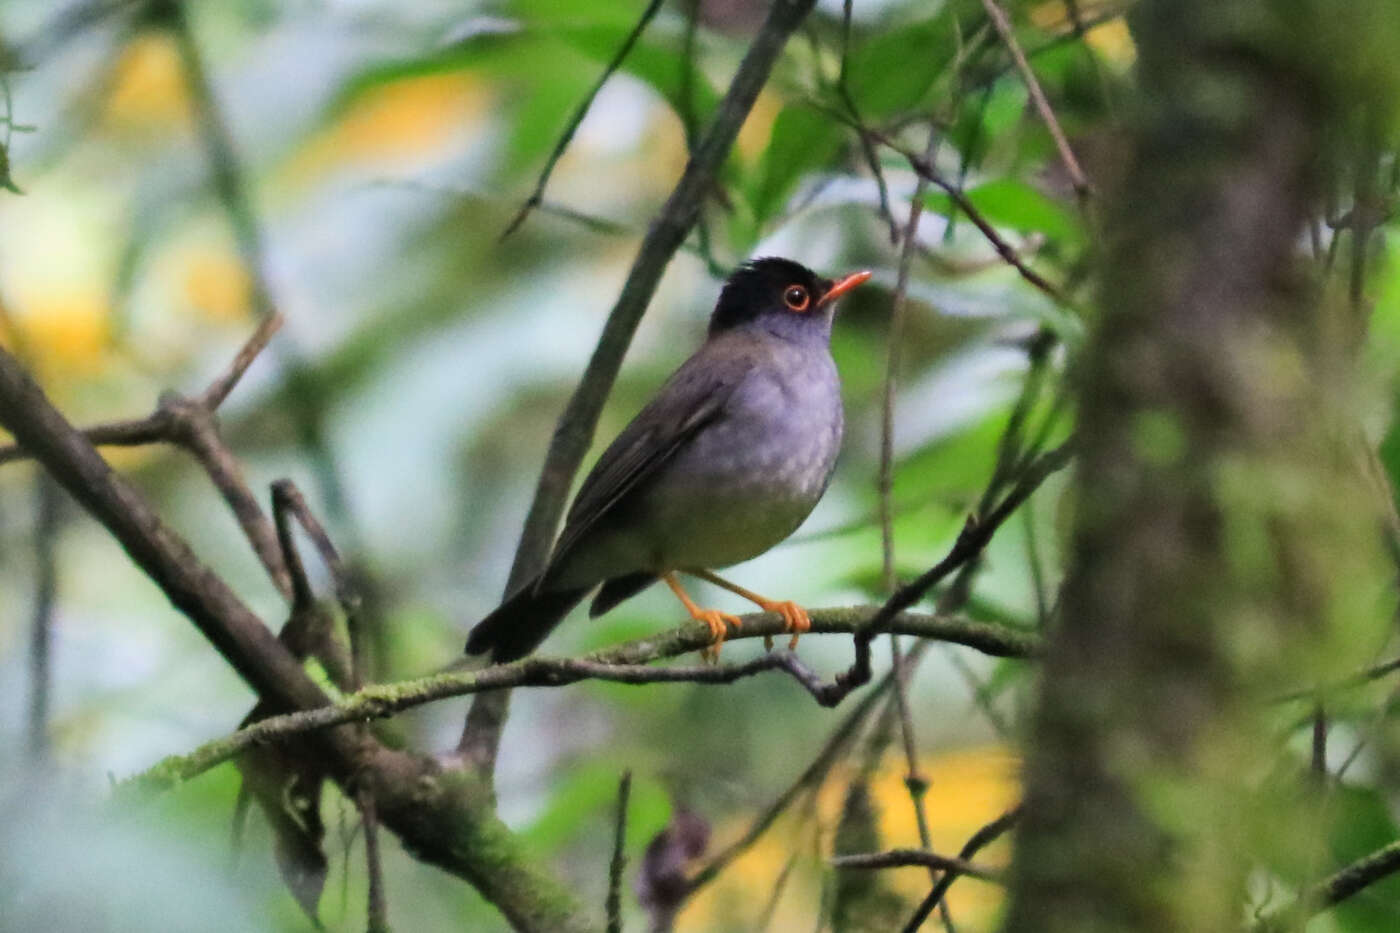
<box><xmin>783</xmin><ymin>285</ymin><xmax>810</xmax><ymax>312</ymax></box>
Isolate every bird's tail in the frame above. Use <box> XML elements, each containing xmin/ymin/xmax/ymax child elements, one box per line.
<box><xmin>465</xmin><ymin>579</ymin><xmax>589</xmax><ymax>662</ymax></box>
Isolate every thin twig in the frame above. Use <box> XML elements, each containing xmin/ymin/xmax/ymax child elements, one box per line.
<box><xmin>500</xmin><ymin>0</ymin><xmax>666</xmax><ymax>239</ymax></box>
<box><xmin>901</xmin><ymin>807</ymin><xmax>1022</xmax><ymax>932</ymax></box>
<box><xmin>829</xmin><ymin>849</ymin><xmax>1003</xmax><ymax>883</ymax></box>
<box><xmin>977</xmin><ymin>0</ymin><xmax>1091</xmax><ymax>204</ymax></box>
<box><xmin>460</xmin><ymin>0</ymin><xmax>823</xmax><ymax>772</ymax></box>
<box><xmin>606</xmin><ymin>770</ymin><xmax>632</xmax><ymax>933</ymax></box>
<box><xmin>836</xmin><ymin>0</ymin><xmax>899</xmax><ymax>243</ymax></box>
<box><xmin>859</xmin><ymin>125</ymin><xmax>1072</xmax><ymax>305</ymax></box>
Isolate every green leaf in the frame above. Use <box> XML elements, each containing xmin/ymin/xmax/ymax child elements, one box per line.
<box><xmin>1327</xmin><ymin>785</ymin><xmax>1400</xmax><ymax>932</ymax></box>
<box><xmin>843</xmin><ymin>12</ymin><xmax>961</xmax><ymax>118</ymax></box>
<box><xmin>747</xmin><ymin>104</ymin><xmax>846</xmax><ymax>224</ymax></box>
<box><xmin>556</xmin><ymin>25</ymin><xmax>720</xmax><ymax>128</ymax></box>
<box><xmin>925</xmin><ymin>178</ymin><xmax>1082</xmax><ymax>244</ymax></box>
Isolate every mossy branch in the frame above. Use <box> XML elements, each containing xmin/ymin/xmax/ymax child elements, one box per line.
<box><xmin>123</xmin><ymin>608</ymin><xmax>1038</xmax><ymax>794</ymax></box>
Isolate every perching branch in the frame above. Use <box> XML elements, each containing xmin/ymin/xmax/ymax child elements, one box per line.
<box><xmin>124</xmin><ymin>610</ymin><xmax>1038</xmax><ymax>793</ymax></box>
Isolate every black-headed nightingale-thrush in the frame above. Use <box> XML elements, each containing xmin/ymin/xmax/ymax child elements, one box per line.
<box><xmin>466</xmin><ymin>257</ymin><xmax>871</xmax><ymax>662</ymax></box>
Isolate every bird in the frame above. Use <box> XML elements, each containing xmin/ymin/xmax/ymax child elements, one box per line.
<box><xmin>466</xmin><ymin>257</ymin><xmax>871</xmax><ymax>663</ymax></box>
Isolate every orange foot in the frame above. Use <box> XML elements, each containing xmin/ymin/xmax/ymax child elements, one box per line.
<box><xmin>754</xmin><ymin>599</ymin><xmax>811</xmax><ymax>651</ymax></box>
<box><xmin>692</xmin><ymin>608</ymin><xmax>742</xmax><ymax>662</ymax></box>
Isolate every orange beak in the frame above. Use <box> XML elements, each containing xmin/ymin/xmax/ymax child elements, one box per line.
<box><xmin>819</xmin><ymin>270</ymin><xmax>873</xmax><ymax>306</ymax></box>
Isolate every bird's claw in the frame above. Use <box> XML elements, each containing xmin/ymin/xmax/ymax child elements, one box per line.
<box><xmin>693</xmin><ymin>608</ymin><xmax>742</xmax><ymax>663</ymax></box>
<box><xmin>758</xmin><ymin>599</ymin><xmax>810</xmax><ymax>651</ymax></box>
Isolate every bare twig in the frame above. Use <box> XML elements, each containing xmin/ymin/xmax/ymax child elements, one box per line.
<box><xmin>501</xmin><ymin>0</ymin><xmax>666</xmax><ymax>239</ymax></box>
<box><xmin>606</xmin><ymin>770</ymin><xmax>632</xmax><ymax>933</ymax></box>
<box><xmin>829</xmin><ymin>848</ymin><xmax>1003</xmax><ymax>883</ymax></box>
<box><xmin>460</xmin><ymin>0</ymin><xmax>823</xmax><ymax>773</ymax></box>
<box><xmin>859</xmin><ymin>125</ymin><xmax>1072</xmax><ymax>305</ymax></box>
<box><xmin>0</xmin><ymin>315</ymin><xmax>293</xmax><ymax>597</ymax></box>
<box><xmin>977</xmin><ymin>0</ymin><xmax>1090</xmax><ymax>204</ymax></box>
<box><xmin>901</xmin><ymin>807</ymin><xmax>1022</xmax><ymax>932</ymax></box>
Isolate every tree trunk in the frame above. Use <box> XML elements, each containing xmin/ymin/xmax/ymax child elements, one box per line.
<box><xmin>1004</xmin><ymin>2</ymin><xmax>1397</xmax><ymax>931</ymax></box>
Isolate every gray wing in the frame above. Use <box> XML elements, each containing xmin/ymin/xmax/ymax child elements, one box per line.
<box><xmin>546</xmin><ymin>340</ymin><xmax>752</xmax><ymax>571</ymax></box>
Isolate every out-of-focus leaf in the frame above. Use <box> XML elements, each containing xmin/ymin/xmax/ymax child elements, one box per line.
<box><xmin>557</xmin><ymin>25</ymin><xmax>721</xmax><ymax>127</ymax></box>
<box><xmin>236</xmin><ymin>736</ymin><xmax>328</xmax><ymax>923</ymax></box>
<box><xmin>327</xmin><ymin>20</ymin><xmax>718</xmax><ymax>174</ymax></box>
<box><xmin>925</xmin><ymin>178</ymin><xmax>1082</xmax><ymax>245</ymax></box>
<box><xmin>523</xmin><ymin>762</ymin><xmax>669</xmax><ymax>854</ymax></box>
<box><xmin>843</xmin><ymin>12</ymin><xmax>962</xmax><ymax>118</ymax></box>
<box><xmin>746</xmin><ymin>104</ymin><xmax>846</xmax><ymax>224</ymax></box>
<box><xmin>1327</xmin><ymin>785</ymin><xmax>1400</xmax><ymax>932</ymax></box>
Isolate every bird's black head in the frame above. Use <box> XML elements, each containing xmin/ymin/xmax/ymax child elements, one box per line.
<box><xmin>708</xmin><ymin>257</ymin><xmax>870</xmax><ymax>340</ymax></box>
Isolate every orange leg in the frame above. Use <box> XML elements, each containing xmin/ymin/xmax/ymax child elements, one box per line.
<box><xmin>691</xmin><ymin>569</ymin><xmax>810</xmax><ymax>651</ymax></box>
<box><xmin>664</xmin><ymin>572</ymin><xmax>742</xmax><ymax>662</ymax></box>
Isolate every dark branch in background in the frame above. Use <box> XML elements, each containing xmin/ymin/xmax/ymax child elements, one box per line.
<box><xmin>976</xmin><ymin>0</ymin><xmax>1090</xmax><ymax>205</ymax></box>
<box><xmin>123</xmin><ymin>610</ymin><xmax>1037</xmax><ymax>794</ymax></box>
<box><xmin>459</xmin><ymin>0</ymin><xmax>823</xmax><ymax>774</ymax></box>
<box><xmin>606</xmin><ymin>771</ymin><xmax>632</xmax><ymax>933</ymax></box>
<box><xmin>0</xmin><ymin>314</ymin><xmax>293</xmax><ymax>598</ymax></box>
<box><xmin>902</xmin><ymin>807</ymin><xmax>1022</xmax><ymax>933</ymax></box>
<box><xmin>361</xmin><ymin>788</ymin><xmax>389</xmax><ymax>933</ymax></box>
<box><xmin>27</xmin><ymin>474</ymin><xmax>60</xmax><ymax>760</ymax></box>
<box><xmin>500</xmin><ymin>0</ymin><xmax>666</xmax><ymax>239</ymax></box>
<box><xmin>829</xmin><ymin>848</ymin><xmax>1004</xmax><ymax>883</ymax></box>
<box><xmin>0</xmin><ymin>348</ymin><xmax>326</xmax><ymax>709</ymax></box>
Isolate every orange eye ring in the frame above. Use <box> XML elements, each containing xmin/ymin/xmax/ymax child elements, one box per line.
<box><xmin>783</xmin><ymin>284</ymin><xmax>810</xmax><ymax>312</ymax></box>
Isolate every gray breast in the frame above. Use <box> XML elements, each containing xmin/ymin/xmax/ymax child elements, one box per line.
<box><xmin>638</xmin><ymin>339</ymin><xmax>843</xmax><ymax>570</ymax></box>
